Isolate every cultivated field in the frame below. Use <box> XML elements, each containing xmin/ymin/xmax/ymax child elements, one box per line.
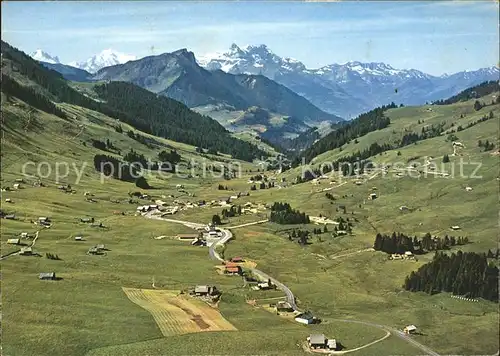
<box><xmin>122</xmin><ymin>288</ymin><xmax>237</xmax><ymax>336</ymax></box>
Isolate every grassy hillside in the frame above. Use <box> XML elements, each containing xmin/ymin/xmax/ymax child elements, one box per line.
<box><xmin>304</xmin><ymin>93</ymin><xmax>499</xmax><ymax>168</ymax></box>
<box><xmin>194</xmin><ymin>104</ymin><xmax>310</xmax><ymax>145</ymax></box>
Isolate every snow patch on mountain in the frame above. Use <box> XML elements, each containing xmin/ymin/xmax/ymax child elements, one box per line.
<box><xmin>197</xmin><ymin>43</ymin><xmax>306</xmax><ymax>78</ymax></box>
<box><xmin>198</xmin><ymin>43</ymin><xmax>499</xmax><ymax>118</ymax></box>
<box><xmin>69</xmin><ymin>49</ymin><xmax>137</xmax><ymax>73</ymax></box>
<box><xmin>308</xmin><ymin>61</ymin><xmax>432</xmax><ymax>81</ymax></box>
<box><xmin>197</xmin><ymin>43</ymin><xmax>441</xmax><ymax>84</ymax></box>
<box><xmin>31</xmin><ymin>50</ymin><xmax>60</xmax><ymax>64</ymax></box>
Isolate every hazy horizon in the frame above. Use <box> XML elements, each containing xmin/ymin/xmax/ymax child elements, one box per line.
<box><xmin>2</xmin><ymin>1</ymin><xmax>498</xmax><ymax>75</ymax></box>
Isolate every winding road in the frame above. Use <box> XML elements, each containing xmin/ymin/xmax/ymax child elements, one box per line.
<box><xmin>331</xmin><ymin>319</ymin><xmax>439</xmax><ymax>356</ymax></box>
<box><xmin>143</xmin><ymin>210</ymin><xmax>441</xmax><ymax>355</ymax></box>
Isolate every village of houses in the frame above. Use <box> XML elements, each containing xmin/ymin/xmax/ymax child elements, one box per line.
<box><xmin>1</xmin><ymin>175</ymin><xmax>430</xmax><ymax>355</ymax></box>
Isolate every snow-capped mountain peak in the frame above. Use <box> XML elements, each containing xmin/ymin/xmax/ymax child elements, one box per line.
<box><xmin>198</xmin><ymin>43</ymin><xmax>434</xmax><ymax>80</ymax></box>
<box><xmin>310</xmin><ymin>60</ymin><xmax>431</xmax><ymax>81</ymax></box>
<box><xmin>31</xmin><ymin>49</ymin><xmax>60</xmax><ymax>64</ymax></box>
<box><xmin>197</xmin><ymin>43</ymin><xmax>306</xmax><ymax>77</ymax></box>
<box><xmin>69</xmin><ymin>49</ymin><xmax>137</xmax><ymax>73</ymax></box>
<box><xmin>197</xmin><ymin>43</ymin><xmax>498</xmax><ymax>119</ymax></box>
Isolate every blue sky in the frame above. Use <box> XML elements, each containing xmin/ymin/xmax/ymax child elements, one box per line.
<box><xmin>2</xmin><ymin>1</ymin><xmax>498</xmax><ymax>75</ymax></box>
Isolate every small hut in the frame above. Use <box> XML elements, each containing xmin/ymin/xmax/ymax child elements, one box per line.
<box><xmin>20</xmin><ymin>247</ymin><xmax>33</xmax><ymax>255</ymax></box>
<box><xmin>39</xmin><ymin>272</ymin><xmax>56</xmax><ymax>280</ymax></box>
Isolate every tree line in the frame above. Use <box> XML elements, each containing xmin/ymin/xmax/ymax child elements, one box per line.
<box><xmin>296</xmin><ymin>103</ymin><xmax>395</xmax><ymax>164</ymax></box>
<box><xmin>374</xmin><ymin>232</ymin><xmax>470</xmax><ymax>255</ymax></box>
<box><xmin>269</xmin><ymin>202</ymin><xmax>310</xmax><ymax>224</ymax></box>
<box><xmin>221</xmin><ymin>205</ymin><xmax>242</xmax><ymax>218</ymax></box>
<box><xmin>93</xmin><ymin>154</ymin><xmax>138</xmax><ymax>182</ymax></box>
<box><xmin>433</xmin><ymin>81</ymin><xmax>500</xmax><ymax>105</ymax></box>
<box><xmin>93</xmin><ymin>82</ymin><xmax>266</xmax><ymax>161</ymax></box>
<box><xmin>286</xmin><ymin>229</ymin><xmax>311</xmax><ymax>245</ymax></box>
<box><xmin>403</xmin><ymin>251</ymin><xmax>498</xmax><ymax>302</ymax></box>
<box><xmin>2</xmin><ymin>74</ymin><xmax>67</xmax><ymax>119</ymax></box>
<box><xmin>295</xmin><ymin>141</ymin><xmax>392</xmax><ymax>183</ymax></box>
<box><xmin>293</xmin><ymin>119</ymin><xmax>466</xmax><ymax>184</ymax></box>
<box><xmin>281</xmin><ymin>127</ymin><xmax>321</xmax><ymax>152</ymax></box>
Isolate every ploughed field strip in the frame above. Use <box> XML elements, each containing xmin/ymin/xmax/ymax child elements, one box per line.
<box><xmin>122</xmin><ymin>287</ymin><xmax>237</xmax><ymax>336</ymax></box>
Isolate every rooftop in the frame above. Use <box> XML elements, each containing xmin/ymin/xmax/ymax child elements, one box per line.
<box><xmin>39</xmin><ymin>272</ymin><xmax>55</xmax><ymax>279</ymax></box>
<box><xmin>309</xmin><ymin>334</ymin><xmax>326</xmax><ymax>345</ymax></box>
<box><xmin>296</xmin><ymin>311</ymin><xmax>314</xmax><ymax>320</ymax></box>
<box><xmin>194</xmin><ymin>285</ymin><xmax>210</xmax><ymax>293</ymax></box>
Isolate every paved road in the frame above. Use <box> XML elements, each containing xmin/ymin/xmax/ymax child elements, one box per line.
<box><xmin>208</xmin><ymin>228</ymin><xmax>232</xmax><ymax>262</ymax></box>
<box><xmin>250</xmin><ymin>266</ymin><xmax>298</xmax><ymax>310</ymax></box>
<box><xmin>331</xmin><ymin>319</ymin><xmax>440</xmax><ymax>356</ymax></box>
<box><xmin>207</xmin><ymin>227</ymin><xmax>298</xmax><ymax>310</ymax></box>
<box><xmin>143</xmin><ymin>211</ymin><xmax>441</xmax><ymax>356</ymax></box>
<box><xmin>143</xmin><ymin>213</ymin><xmax>297</xmax><ymax>309</ymax></box>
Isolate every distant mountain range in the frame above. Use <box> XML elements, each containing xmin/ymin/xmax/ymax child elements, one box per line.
<box><xmin>31</xmin><ymin>48</ymin><xmax>136</xmax><ymax>73</ymax></box>
<box><xmin>32</xmin><ymin>48</ymin><xmax>341</xmax><ymax>145</ymax></box>
<box><xmin>198</xmin><ymin>44</ymin><xmax>499</xmax><ymax>118</ymax></box>
<box><xmin>31</xmin><ymin>44</ymin><xmax>499</xmax><ymax>121</ymax></box>
<box><xmin>3</xmin><ymin>40</ymin><xmax>266</xmax><ymax>162</ymax></box>
<box><xmin>31</xmin><ymin>49</ymin><xmax>60</xmax><ymax>64</ymax></box>
<box><xmin>92</xmin><ymin>49</ymin><xmax>342</xmax><ymax>143</ymax></box>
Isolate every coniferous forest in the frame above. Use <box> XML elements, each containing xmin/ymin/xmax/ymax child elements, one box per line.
<box><xmin>403</xmin><ymin>251</ymin><xmax>498</xmax><ymax>302</ymax></box>
<box><xmin>373</xmin><ymin>232</ymin><xmax>469</xmax><ymax>254</ymax></box>
<box><xmin>1</xmin><ymin>74</ymin><xmax>67</xmax><ymax>119</ymax></box>
<box><xmin>297</xmin><ymin>103</ymin><xmax>395</xmax><ymax>163</ymax></box>
<box><xmin>433</xmin><ymin>81</ymin><xmax>500</xmax><ymax>105</ymax></box>
<box><xmin>93</xmin><ymin>154</ymin><xmax>138</xmax><ymax>182</ymax></box>
<box><xmin>269</xmin><ymin>202</ymin><xmax>310</xmax><ymax>224</ymax></box>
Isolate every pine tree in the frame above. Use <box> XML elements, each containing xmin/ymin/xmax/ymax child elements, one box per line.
<box><xmin>135</xmin><ymin>176</ymin><xmax>151</xmax><ymax>189</ymax></box>
<box><xmin>212</xmin><ymin>214</ymin><xmax>221</xmax><ymax>225</ymax></box>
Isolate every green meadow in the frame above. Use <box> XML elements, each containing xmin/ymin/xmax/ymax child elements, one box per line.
<box><xmin>1</xmin><ymin>92</ymin><xmax>499</xmax><ymax>356</ymax></box>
